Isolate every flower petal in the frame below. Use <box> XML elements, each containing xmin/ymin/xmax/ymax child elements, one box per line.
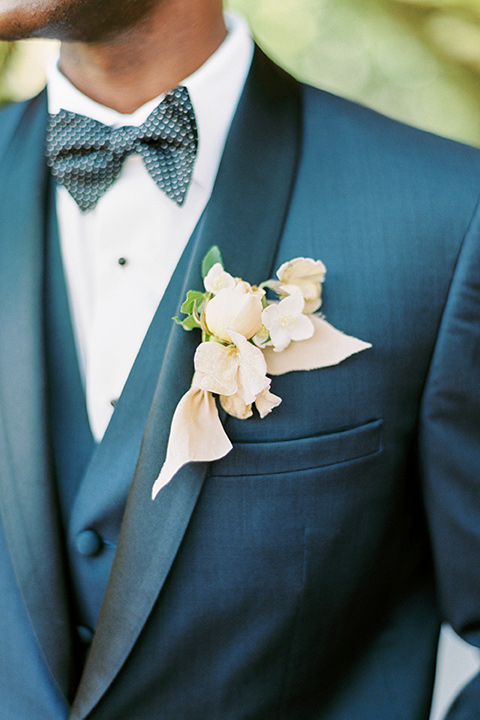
<box><xmin>276</xmin><ymin>290</ymin><xmax>305</xmax><ymax>316</ymax></box>
<box><xmin>226</xmin><ymin>329</ymin><xmax>270</xmax><ymax>403</ymax></box>
<box><xmin>277</xmin><ymin>257</ymin><xmax>326</xmax><ymax>284</ymax></box>
<box><xmin>261</xmin><ymin>301</ymin><xmax>280</xmax><ymax>326</ymax></box>
<box><xmin>268</xmin><ymin>325</ymin><xmax>292</xmax><ymax>353</ymax></box>
<box><xmin>289</xmin><ymin>312</ymin><xmax>314</xmax><ymax>342</ymax></box>
<box><xmin>255</xmin><ymin>387</ymin><xmax>282</xmax><ymax>418</ymax></box>
<box><xmin>204</xmin><ymin>263</ymin><xmax>235</xmax><ymax>294</ymax></box>
<box><xmin>220</xmin><ymin>392</ymin><xmax>253</xmax><ymax>419</ymax></box>
<box><xmin>194</xmin><ymin>341</ymin><xmax>239</xmax><ymax>396</ymax></box>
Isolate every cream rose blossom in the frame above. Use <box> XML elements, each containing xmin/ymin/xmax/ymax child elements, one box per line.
<box><xmin>205</xmin><ymin>282</ymin><xmax>264</xmax><ymax>342</ymax></box>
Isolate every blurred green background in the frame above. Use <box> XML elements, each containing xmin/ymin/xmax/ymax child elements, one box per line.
<box><xmin>2</xmin><ymin>0</ymin><xmax>480</xmax><ymax>145</ymax></box>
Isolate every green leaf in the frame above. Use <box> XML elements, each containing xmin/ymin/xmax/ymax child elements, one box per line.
<box><xmin>173</xmin><ymin>315</ymin><xmax>201</xmax><ymax>331</ymax></box>
<box><xmin>180</xmin><ymin>290</ymin><xmax>205</xmax><ymax>315</ymax></box>
<box><xmin>201</xmin><ymin>245</ymin><xmax>224</xmax><ymax>279</ymax></box>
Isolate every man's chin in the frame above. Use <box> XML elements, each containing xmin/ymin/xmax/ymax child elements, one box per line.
<box><xmin>0</xmin><ymin>1</ymin><xmax>94</xmax><ymax>42</ymax></box>
<box><xmin>0</xmin><ymin>7</ymin><xmax>55</xmax><ymax>41</ymax></box>
<box><xmin>0</xmin><ymin>0</ymin><xmax>164</xmax><ymax>42</ymax></box>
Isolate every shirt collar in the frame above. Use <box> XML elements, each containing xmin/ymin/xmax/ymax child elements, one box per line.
<box><xmin>47</xmin><ymin>11</ymin><xmax>254</xmax><ymax>192</ymax></box>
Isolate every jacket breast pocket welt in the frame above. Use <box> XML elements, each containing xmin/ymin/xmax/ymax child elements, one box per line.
<box><xmin>208</xmin><ymin>418</ymin><xmax>383</xmax><ymax>478</ymax></box>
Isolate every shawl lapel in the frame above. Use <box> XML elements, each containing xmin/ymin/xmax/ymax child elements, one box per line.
<box><xmin>0</xmin><ymin>92</ymin><xmax>75</xmax><ymax>701</ymax></box>
<box><xmin>70</xmin><ymin>49</ymin><xmax>301</xmax><ymax>719</ymax></box>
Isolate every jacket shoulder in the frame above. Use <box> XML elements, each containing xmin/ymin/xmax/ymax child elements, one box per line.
<box><xmin>298</xmin><ymin>83</ymin><xmax>480</xmax><ymax>214</ymax></box>
<box><xmin>300</xmin><ymin>82</ymin><xmax>480</xmax><ymax>171</ymax></box>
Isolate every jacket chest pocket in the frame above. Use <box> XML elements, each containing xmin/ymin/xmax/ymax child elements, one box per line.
<box><xmin>209</xmin><ymin>418</ymin><xmax>383</xmax><ymax>478</ymax></box>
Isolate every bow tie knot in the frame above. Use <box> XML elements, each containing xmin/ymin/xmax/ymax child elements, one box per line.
<box><xmin>45</xmin><ymin>86</ymin><xmax>198</xmax><ymax>212</ymax></box>
<box><xmin>109</xmin><ymin>125</ymin><xmax>139</xmax><ymax>153</ymax></box>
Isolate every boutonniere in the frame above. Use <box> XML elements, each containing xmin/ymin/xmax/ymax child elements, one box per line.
<box><xmin>152</xmin><ymin>247</ymin><xmax>371</xmax><ymax>498</ymax></box>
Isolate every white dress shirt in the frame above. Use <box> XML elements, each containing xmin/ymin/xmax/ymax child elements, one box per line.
<box><xmin>47</xmin><ymin>12</ymin><xmax>253</xmax><ymax>442</ymax></box>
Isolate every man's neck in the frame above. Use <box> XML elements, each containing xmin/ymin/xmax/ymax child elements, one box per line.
<box><xmin>58</xmin><ymin>2</ymin><xmax>227</xmax><ymax>113</ymax></box>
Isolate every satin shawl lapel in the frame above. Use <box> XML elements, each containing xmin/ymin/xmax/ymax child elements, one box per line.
<box><xmin>70</xmin><ymin>50</ymin><xmax>301</xmax><ymax>719</ymax></box>
<box><xmin>0</xmin><ymin>92</ymin><xmax>74</xmax><ymax>701</ymax></box>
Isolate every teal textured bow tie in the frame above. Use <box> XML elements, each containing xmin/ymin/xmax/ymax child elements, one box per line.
<box><xmin>45</xmin><ymin>86</ymin><xmax>198</xmax><ymax>212</ymax></box>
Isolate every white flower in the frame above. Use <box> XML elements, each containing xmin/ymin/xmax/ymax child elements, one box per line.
<box><xmin>204</xmin><ymin>263</ymin><xmax>236</xmax><ymax>294</ymax></box>
<box><xmin>261</xmin><ymin>292</ymin><xmax>314</xmax><ymax>352</ymax></box>
<box><xmin>194</xmin><ymin>329</ymin><xmax>273</xmax><ymax>420</ymax></box>
<box><xmin>276</xmin><ymin>257</ymin><xmax>326</xmax><ymax>314</ymax></box>
<box><xmin>205</xmin><ymin>282</ymin><xmax>263</xmax><ymax>342</ymax></box>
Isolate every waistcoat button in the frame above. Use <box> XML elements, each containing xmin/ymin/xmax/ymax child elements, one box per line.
<box><xmin>77</xmin><ymin>625</ymin><xmax>94</xmax><ymax>644</ymax></box>
<box><xmin>76</xmin><ymin>529</ymin><xmax>103</xmax><ymax>557</ymax></box>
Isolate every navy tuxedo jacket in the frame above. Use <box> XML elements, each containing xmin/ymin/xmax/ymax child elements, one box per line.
<box><xmin>0</xmin><ymin>49</ymin><xmax>480</xmax><ymax>720</ymax></box>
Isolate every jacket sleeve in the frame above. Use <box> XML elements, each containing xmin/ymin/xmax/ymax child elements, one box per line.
<box><xmin>419</xmin><ymin>195</ymin><xmax>480</xmax><ymax>718</ymax></box>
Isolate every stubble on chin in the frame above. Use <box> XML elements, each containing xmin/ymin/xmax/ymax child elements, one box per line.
<box><xmin>0</xmin><ymin>0</ymin><xmax>68</xmax><ymax>41</ymax></box>
<box><xmin>0</xmin><ymin>0</ymin><xmax>164</xmax><ymax>42</ymax></box>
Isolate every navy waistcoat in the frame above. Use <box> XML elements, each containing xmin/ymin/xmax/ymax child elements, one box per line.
<box><xmin>44</xmin><ymin>187</ymin><xmax>196</xmax><ymax>660</ymax></box>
